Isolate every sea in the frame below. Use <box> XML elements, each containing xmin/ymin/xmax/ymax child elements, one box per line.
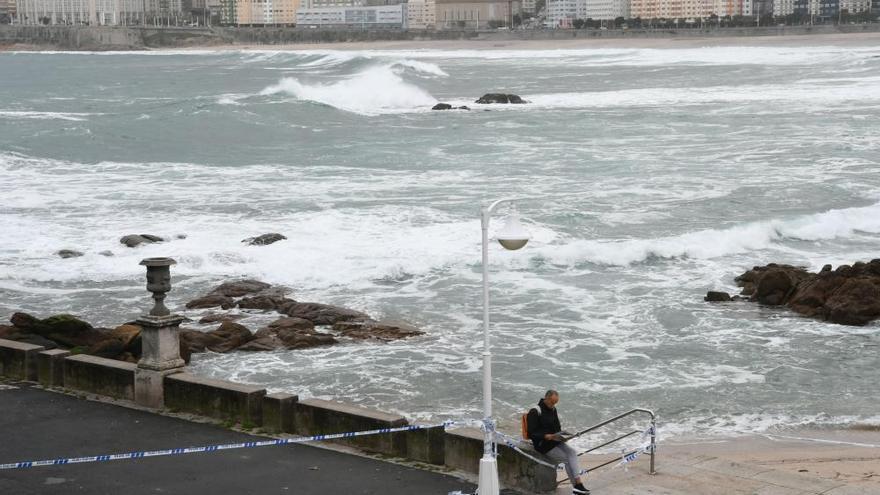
<box><xmin>1</xmin><ymin>43</ymin><xmax>879</xmax><ymax>441</ymax></box>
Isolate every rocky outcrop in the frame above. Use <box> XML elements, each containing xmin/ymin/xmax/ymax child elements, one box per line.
<box><xmin>708</xmin><ymin>260</ymin><xmax>880</xmax><ymax>326</ymax></box>
<box><xmin>186</xmin><ymin>294</ymin><xmax>236</xmax><ymax>310</ymax></box>
<box><xmin>198</xmin><ymin>313</ymin><xmax>244</xmax><ymax>324</ymax></box>
<box><xmin>208</xmin><ymin>279</ymin><xmax>272</xmax><ymax>298</ymax></box>
<box><xmin>3</xmin><ymin>277</ymin><xmax>425</xmax><ymax>364</ymax></box>
<box><xmin>281</xmin><ymin>302</ymin><xmax>369</xmax><ymax>326</ymax></box>
<box><xmin>242</xmin><ymin>233</ymin><xmax>287</xmax><ymax>246</ymax></box>
<box><xmin>475</xmin><ymin>93</ymin><xmax>526</xmax><ymax>104</ymax></box>
<box><xmin>179</xmin><ymin>321</ymin><xmax>254</xmax><ymax>354</ymax></box>
<box><xmin>332</xmin><ymin>319</ymin><xmax>424</xmax><ymax>341</ymax></box>
<box><xmin>119</xmin><ymin>234</ymin><xmax>164</xmax><ymax>248</ymax></box>
<box><xmin>238</xmin><ymin>317</ymin><xmax>335</xmax><ymax>352</ymax></box>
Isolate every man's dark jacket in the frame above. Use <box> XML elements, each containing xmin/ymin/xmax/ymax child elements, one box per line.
<box><xmin>527</xmin><ymin>398</ymin><xmax>562</xmax><ymax>454</ymax></box>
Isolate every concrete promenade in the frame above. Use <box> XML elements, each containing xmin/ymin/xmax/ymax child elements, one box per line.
<box><xmin>0</xmin><ymin>382</ymin><xmax>475</xmax><ymax>495</ymax></box>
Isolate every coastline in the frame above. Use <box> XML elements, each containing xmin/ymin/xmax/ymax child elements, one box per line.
<box><xmin>200</xmin><ymin>31</ymin><xmax>880</xmax><ymax>51</ymax></box>
<box><xmin>2</xmin><ymin>25</ymin><xmax>880</xmax><ymax>52</ymax></box>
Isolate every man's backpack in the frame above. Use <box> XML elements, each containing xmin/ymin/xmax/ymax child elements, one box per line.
<box><xmin>521</xmin><ymin>408</ymin><xmax>540</xmax><ymax>440</ymax></box>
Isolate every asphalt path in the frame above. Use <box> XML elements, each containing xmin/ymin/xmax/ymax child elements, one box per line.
<box><xmin>0</xmin><ymin>383</ymin><xmax>475</xmax><ymax>495</ymax></box>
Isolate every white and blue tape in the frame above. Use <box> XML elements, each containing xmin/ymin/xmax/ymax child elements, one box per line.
<box><xmin>0</xmin><ymin>421</ymin><xmax>456</xmax><ymax>471</ymax></box>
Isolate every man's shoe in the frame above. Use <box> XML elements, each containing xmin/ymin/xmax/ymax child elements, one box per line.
<box><xmin>573</xmin><ymin>483</ymin><xmax>590</xmax><ymax>495</ymax></box>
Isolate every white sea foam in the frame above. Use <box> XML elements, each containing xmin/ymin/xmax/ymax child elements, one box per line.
<box><xmin>0</xmin><ymin>110</ymin><xmax>98</xmax><ymax>121</ymax></box>
<box><xmin>539</xmin><ymin>202</ymin><xmax>880</xmax><ymax>267</ymax></box>
<box><xmin>259</xmin><ymin>66</ymin><xmax>437</xmax><ymax>115</ymax></box>
<box><xmin>17</xmin><ymin>45</ymin><xmax>880</xmax><ymax>67</ymax></box>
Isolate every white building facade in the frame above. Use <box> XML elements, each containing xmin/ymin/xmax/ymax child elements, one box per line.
<box><xmin>406</xmin><ymin>0</ymin><xmax>434</xmax><ymax>27</ymax></box>
<box><xmin>583</xmin><ymin>0</ymin><xmax>630</xmax><ymax>19</ymax></box>
<box><xmin>15</xmin><ymin>0</ymin><xmax>154</xmax><ymax>24</ymax></box>
<box><xmin>296</xmin><ymin>3</ymin><xmax>406</xmax><ymax>26</ymax></box>
<box><xmin>546</xmin><ymin>0</ymin><xmax>577</xmax><ymax>26</ymax></box>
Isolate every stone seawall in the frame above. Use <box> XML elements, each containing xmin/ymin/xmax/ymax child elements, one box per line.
<box><xmin>1</xmin><ymin>23</ymin><xmax>878</xmax><ymax>50</ymax></box>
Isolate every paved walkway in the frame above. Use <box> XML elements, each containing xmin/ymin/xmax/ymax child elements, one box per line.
<box><xmin>0</xmin><ymin>383</ymin><xmax>474</xmax><ymax>495</ymax></box>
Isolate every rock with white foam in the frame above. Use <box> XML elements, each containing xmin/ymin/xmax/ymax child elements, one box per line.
<box><xmin>119</xmin><ymin>234</ymin><xmax>164</xmax><ymax>248</ymax></box>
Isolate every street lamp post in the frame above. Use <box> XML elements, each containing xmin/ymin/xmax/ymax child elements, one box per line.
<box><xmin>478</xmin><ymin>198</ymin><xmax>531</xmax><ymax>495</ymax></box>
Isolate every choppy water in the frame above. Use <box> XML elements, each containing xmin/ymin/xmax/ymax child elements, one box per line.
<box><xmin>2</xmin><ymin>45</ymin><xmax>879</xmax><ymax>440</ymax></box>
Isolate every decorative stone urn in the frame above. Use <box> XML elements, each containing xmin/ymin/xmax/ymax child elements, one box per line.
<box><xmin>134</xmin><ymin>257</ymin><xmax>185</xmax><ymax>409</ymax></box>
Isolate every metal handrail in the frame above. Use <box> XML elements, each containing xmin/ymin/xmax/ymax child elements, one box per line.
<box><xmin>557</xmin><ymin>408</ymin><xmax>656</xmax><ymax>484</ymax></box>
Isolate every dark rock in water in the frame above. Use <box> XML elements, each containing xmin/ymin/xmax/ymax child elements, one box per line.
<box><xmin>475</xmin><ymin>93</ymin><xmax>527</xmax><ymax>104</ymax></box>
<box><xmin>432</xmin><ymin>103</ymin><xmax>453</xmax><ymax>110</ymax></box>
<box><xmin>238</xmin><ymin>295</ymin><xmax>294</xmax><ymax>311</ymax></box>
<box><xmin>731</xmin><ymin>259</ymin><xmax>880</xmax><ymax>326</ymax></box>
<box><xmin>98</xmin><ymin>250</ymin><xmax>114</xmax><ymax>257</ymax></box>
<box><xmin>205</xmin><ymin>321</ymin><xmax>253</xmax><ymax>353</ymax></box>
<box><xmin>175</xmin><ymin>234</ymin><xmax>187</xmax><ymax>239</ymax></box>
<box><xmin>787</xmin><ymin>260</ymin><xmax>880</xmax><ymax>326</ymax></box>
<box><xmin>57</xmin><ymin>249</ymin><xmax>84</xmax><ymax>259</ymax></box>
<box><xmin>735</xmin><ymin>264</ymin><xmax>811</xmax><ymax>303</ymax></box>
<box><xmin>704</xmin><ymin>291</ymin><xmax>732</xmax><ymax>302</ymax></box>
<box><xmin>198</xmin><ymin>313</ymin><xmax>244</xmax><ymax>324</ymax></box>
<box><xmin>186</xmin><ymin>294</ymin><xmax>235</xmax><ymax>310</ymax></box>
<box><xmin>180</xmin><ymin>321</ymin><xmax>253</xmax><ymax>354</ymax></box>
<box><xmin>242</xmin><ymin>233</ymin><xmax>287</xmax><ymax>246</ymax></box>
<box><xmin>179</xmin><ymin>329</ymin><xmax>212</xmax><ymax>353</ymax></box>
<box><xmin>209</xmin><ymin>279</ymin><xmax>271</xmax><ymax>298</ymax></box>
<box><xmin>332</xmin><ymin>319</ymin><xmax>424</xmax><ymax>341</ymax></box>
<box><xmin>119</xmin><ymin>234</ymin><xmax>164</xmax><ymax>248</ymax></box>
<box><xmin>458</xmin><ymin>106</ymin><xmax>470</xmax><ymax>110</ymax></box>
<box><xmin>238</xmin><ymin>317</ymin><xmax>332</xmax><ymax>351</ymax></box>
<box><xmin>281</xmin><ymin>302</ymin><xmax>369</xmax><ymax>326</ymax></box>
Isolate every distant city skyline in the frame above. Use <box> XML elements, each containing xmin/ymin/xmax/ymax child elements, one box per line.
<box><xmin>7</xmin><ymin>0</ymin><xmax>877</xmax><ymax>26</ymax></box>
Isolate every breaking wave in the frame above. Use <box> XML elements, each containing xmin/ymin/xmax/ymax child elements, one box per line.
<box><xmin>540</xmin><ymin>201</ymin><xmax>880</xmax><ymax>266</ymax></box>
<box><xmin>259</xmin><ymin>65</ymin><xmax>438</xmax><ymax>115</ymax></box>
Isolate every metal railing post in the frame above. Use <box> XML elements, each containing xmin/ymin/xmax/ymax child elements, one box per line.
<box><xmin>649</xmin><ymin>415</ymin><xmax>656</xmax><ymax>475</ymax></box>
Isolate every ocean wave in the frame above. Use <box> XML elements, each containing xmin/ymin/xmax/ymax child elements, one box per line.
<box><xmin>0</xmin><ymin>110</ymin><xmax>98</xmax><ymax>121</ymax></box>
<box><xmin>259</xmin><ymin>66</ymin><xmax>437</xmax><ymax>115</ymax></box>
<box><xmin>539</xmin><ymin>201</ymin><xmax>880</xmax><ymax>266</ymax></box>
<box><xmin>17</xmin><ymin>45</ymin><xmax>880</xmax><ymax>68</ymax></box>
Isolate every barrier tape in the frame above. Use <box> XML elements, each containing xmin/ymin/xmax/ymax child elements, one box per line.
<box><xmin>0</xmin><ymin>421</ymin><xmax>456</xmax><ymax>471</ymax></box>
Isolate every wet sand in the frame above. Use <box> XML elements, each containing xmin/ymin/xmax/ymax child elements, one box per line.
<box><xmin>566</xmin><ymin>427</ymin><xmax>880</xmax><ymax>494</ymax></box>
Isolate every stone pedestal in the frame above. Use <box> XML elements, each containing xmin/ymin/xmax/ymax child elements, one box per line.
<box><xmin>134</xmin><ymin>314</ymin><xmax>185</xmax><ymax>409</ymax></box>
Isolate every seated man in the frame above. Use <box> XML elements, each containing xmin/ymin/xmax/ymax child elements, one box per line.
<box><xmin>527</xmin><ymin>390</ymin><xmax>589</xmax><ymax>494</ymax></box>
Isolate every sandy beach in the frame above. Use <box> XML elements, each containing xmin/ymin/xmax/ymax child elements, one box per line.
<box><xmin>569</xmin><ymin>427</ymin><xmax>880</xmax><ymax>494</ymax></box>
<box><xmin>196</xmin><ymin>31</ymin><xmax>880</xmax><ymax>52</ymax></box>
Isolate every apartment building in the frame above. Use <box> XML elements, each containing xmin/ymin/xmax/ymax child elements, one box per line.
<box><xmin>630</xmin><ymin>0</ymin><xmax>717</xmax><ymax>19</ymax></box>
<box><xmin>15</xmin><ymin>0</ymin><xmax>154</xmax><ymax>24</ymax></box>
<box><xmin>407</xmin><ymin>0</ymin><xmax>435</xmax><ymax>27</ymax></box>
<box><xmin>435</xmin><ymin>0</ymin><xmax>521</xmax><ymax>28</ymax></box>
<box><xmin>226</xmin><ymin>0</ymin><xmax>299</xmax><ymax>24</ymax></box>
<box><xmin>583</xmin><ymin>0</ymin><xmax>630</xmax><ymax>19</ymax></box>
<box><xmin>546</xmin><ymin>0</ymin><xmax>576</xmax><ymax>26</ymax></box>
<box><xmin>295</xmin><ymin>2</ymin><xmax>407</xmax><ymax>26</ymax></box>
<box><xmin>0</xmin><ymin>0</ymin><xmax>15</xmax><ymax>20</ymax></box>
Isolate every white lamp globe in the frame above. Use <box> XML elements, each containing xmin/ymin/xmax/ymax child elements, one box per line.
<box><xmin>496</xmin><ymin>212</ymin><xmax>530</xmax><ymax>251</ymax></box>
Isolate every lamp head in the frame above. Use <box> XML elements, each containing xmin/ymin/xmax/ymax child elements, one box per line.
<box><xmin>496</xmin><ymin>211</ymin><xmax>530</xmax><ymax>251</ymax></box>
